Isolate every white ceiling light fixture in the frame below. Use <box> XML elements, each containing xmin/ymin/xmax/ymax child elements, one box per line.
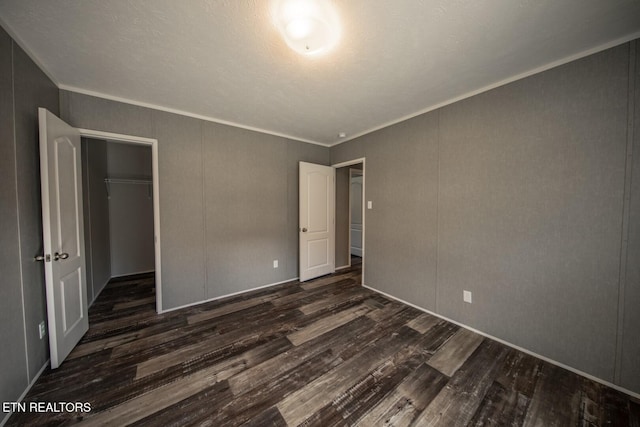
<box><xmin>272</xmin><ymin>0</ymin><xmax>340</xmax><ymax>55</ymax></box>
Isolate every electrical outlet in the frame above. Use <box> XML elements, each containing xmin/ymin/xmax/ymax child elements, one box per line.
<box><xmin>367</xmin><ymin>201</ymin><xmax>372</xmax><ymax>209</ymax></box>
<box><xmin>273</xmin><ymin>260</ymin><xmax>278</xmax><ymax>268</ymax></box>
<box><xmin>463</xmin><ymin>290</ymin><xmax>472</xmax><ymax>304</ymax></box>
<box><xmin>38</xmin><ymin>321</ymin><xmax>46</xmax><ymax>339</ymax></box>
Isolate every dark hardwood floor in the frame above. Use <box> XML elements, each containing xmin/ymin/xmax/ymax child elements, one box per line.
<box><xmin>7</xmin><ymin>264</ymin><xmax>639</xmax><ymax>426</ymax></box>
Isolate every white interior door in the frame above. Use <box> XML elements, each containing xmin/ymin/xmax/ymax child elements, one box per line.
<box><xmin>299</xmin><ymin>162</ymin><xmax>335</xmax><ymax>282</ymax></box>
<box><xmin>39</xmin><ymin>108</ymin><xmax>88</xmax><ymax>369</ymax></box>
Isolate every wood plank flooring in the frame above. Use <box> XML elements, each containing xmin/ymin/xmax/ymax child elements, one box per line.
<box><xmin>7</xmin><ymin>265</ymin><xmax>639</xmax><ymax>426</ymax></box>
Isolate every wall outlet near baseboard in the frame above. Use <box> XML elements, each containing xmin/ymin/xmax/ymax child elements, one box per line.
<box><xmin>463</xmin><ymin>290</ymin><xmax>472</xmax><ymax>303</ymax></box>
<box><xmin>273</xmin><ymin>260</ymin><xmax>278</xmax><ymax>268</ymax></box>
<box><xmin>39</xmin><ymin>321</ymin><xmax>46</xmax><ymax>339</ymax></box>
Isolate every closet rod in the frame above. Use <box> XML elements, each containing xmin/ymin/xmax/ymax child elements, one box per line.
<box><xmin>104</xmin><ymin>178</ymin><xmax>152</xmax><ymax>185</ymax></box>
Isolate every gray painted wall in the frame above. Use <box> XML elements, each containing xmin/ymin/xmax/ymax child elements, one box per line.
<box><xmin>0</xmin><ymin>26</ymin><xmax>59</xmax><ymax>421</ymax></box>
<box><xmin>154</xmin><ymin>112</ymin><xmax>205</xmax><ymax>308</ymax></box>
<box><xmin>0</xmin><ymin>26</ymin><xmax>26</xmax><ymax>416</ymax></box>
<box><xmin>621</xmin><ymin>42</ymin><xmax>640</xmax><ymax>393</ymax></box>
<box><xmin>204</xmin><ymin>123</ymin><xmax>288</xmax><ymax>297</ymax></box>
<box><xmin>13</xmin><ymin>34</ymin><xmax>60</xmax><ymax>385</ymax></box>
<box><xmin>331</xmin><ymin>41</ymin><xmax>639</xmax><ymax>393</ymax></box>
<box><xmin>59</xmin><ymin>91</ymin><xmax>330</xmax><ymax>310</ymax></box>
<box><xmin>81</xmin><ymin>138</ymin><xmax>111</xmax><ymax>303</ymax></box>
<box><xmin>107</xmin><ymin>141</ymin><xmax>153</xmax><ymax>177</ymax></box>
<box><xmin>107</xmin><ymin>142</ymin><xmax>154</xmax><ymax>277</ymax></box>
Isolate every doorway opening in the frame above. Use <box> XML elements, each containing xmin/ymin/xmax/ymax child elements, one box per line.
<box><xmin>79</xmin><ymin>129</ymin><xmax>162</xmax><ymax>313</ymax></box>
<box><xmin>333</xmin><ymin>158</ymin><xmax>365</xmax><ymax>285</ymax></box>
<box><xmin>81</xmin><ymin>137</ymin><xmax>155</xmax><ymax>308</ymax></box>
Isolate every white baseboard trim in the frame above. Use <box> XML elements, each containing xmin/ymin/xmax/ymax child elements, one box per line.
<box><xmin>1</xmin><ymin>360</ymin><xmax>49</xmax><ymax>427</ymax></box>
<box><xmin>159</xmin><ymin>277</ymin><xmax>299</xmax><ymax>314</ymax></box>
<box><xmin>110</xmin><ymin>270</ymin><xmax>155</xmax><ymax>279</ymax></box>
<box><xmin>335</xmin><ymin>264</ymin><xmax>351</xmax><ymax>271</ymax></box>
<box><xmin>363</xmin><ymin>284</ymin><xmax>640</xmax><ymax>400</ymax></box>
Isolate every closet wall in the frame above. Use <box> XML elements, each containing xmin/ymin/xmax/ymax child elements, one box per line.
<box><xmin>335</xmin><ymin>164</ymin><xmax>363</xmax><ymax>268</ymax></box>
<box><xmin>81</xmin><ymin>138</ymin><xmax>111</xmax><ymax>303</ymax></box>
<box><xmin>82</xmin><ymin>140</ymin><xmax>154</xmax><ymax>303</ymax></box>
<box><xmin>106</xmin><ymin>142</ymin><xmax>154</xmax><ymax>277</ymax></box>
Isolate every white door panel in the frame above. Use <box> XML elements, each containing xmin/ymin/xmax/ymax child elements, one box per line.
<box><xmin>54</xmin><ymin>138</ymin><xmax>81</xmax><ymax>258</ymax></box>
<box><xmin>39</xmin><ymin>108</ymin><xmax>88</xmax><ymax>369</ymax></box>
<box><xmin>308</xmin><ymin>172</ymin><xmax>329</xmax><ymax>231</ymax></box>
<box><xmin>299</xmin><ymin>162</ymin><xmax>335</xmax><ymax>282</ymax></box>
<box><xmin>308</xmin><ymin>239</ymin><xmax>330</xmax><ymax>268</ymax></box>
<box><xmin>60</xmin><ymin>269</ymin><xmax>83</xmax><ymax>333</ymax></box>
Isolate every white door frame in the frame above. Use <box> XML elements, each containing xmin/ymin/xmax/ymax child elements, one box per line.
<box><xmin>79</xmin><ymin>128</ymin><xmax>163</xmax><ymax>313</ymax></box>
<box><xmin>332</xmin><ymin>158</ymin><xmax>365</xmax><ymax>285</ymax></box>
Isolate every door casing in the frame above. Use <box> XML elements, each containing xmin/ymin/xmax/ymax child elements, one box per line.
<box><xmin>78</xmin><ymin>128</ymin><xmax>163</xmax><ymax>313</ymax></box>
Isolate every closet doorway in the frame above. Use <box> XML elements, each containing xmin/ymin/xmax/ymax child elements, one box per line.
<box><xmin>349</xmin><ymin>169</ymin><xmax>363</xmax><ymax>259</ymax></box>
<box><xmin>333</xmin><ymin>159</ymin><xmax>365</xmax><ymax>284</ymax></box>
<box><xmin>81</xmin><ymin>138</ymin><xmax>156</xmax><ymax>306</ymax></box>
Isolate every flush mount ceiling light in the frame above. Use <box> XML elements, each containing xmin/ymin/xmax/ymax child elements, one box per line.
<box><xmin>272</xmin><ymin>0</ymin><xmax>340</xmax><ymax>55</ymax></box>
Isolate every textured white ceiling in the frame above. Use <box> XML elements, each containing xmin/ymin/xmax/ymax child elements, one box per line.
<box><xmin>1</xmin><ymin>0</ymin><xmax>640</xmax><ymax>146</ymax></box>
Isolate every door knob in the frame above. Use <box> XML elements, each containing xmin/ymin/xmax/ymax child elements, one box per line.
<box><xmin>54</xmin><ymin>252</ymin><xmax>69</xmax><ymax>261</ymax></box>
<box><xmin>301</xmin><ymin>227</ymin><xmax>308</xmax><ymax>232</ymax></box>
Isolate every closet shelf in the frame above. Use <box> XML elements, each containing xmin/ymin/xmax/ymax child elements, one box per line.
<box><xmin>104</xmin><ymin>177</ymin><xmax>153</xmax><ymax>199</ymax></box>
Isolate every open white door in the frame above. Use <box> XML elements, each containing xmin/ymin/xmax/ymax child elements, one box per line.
<box><xmin>38</xmin><ymin>108</ymin><xmax>88</xmax><ymax>369</ymax></box>
<box><xmin>299</xmin><ymin>161</ymin><xmax>335</xmax><ymax>281</ymax></box>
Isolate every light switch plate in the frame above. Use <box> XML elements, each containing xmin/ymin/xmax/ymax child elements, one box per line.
<box><xmin>463</xmin><ymin>290</ymin><xmax>472</xmax><ymax>303</ymax></box>
<box><xmin>39</xmin><ymin>321</ymin><xmax>46</xmax><ymax>339</ymax></box>
<box><xmin>367</xmin><ymin>201</ymin><xmax>372</xmax><ymax>209</ymax></box>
